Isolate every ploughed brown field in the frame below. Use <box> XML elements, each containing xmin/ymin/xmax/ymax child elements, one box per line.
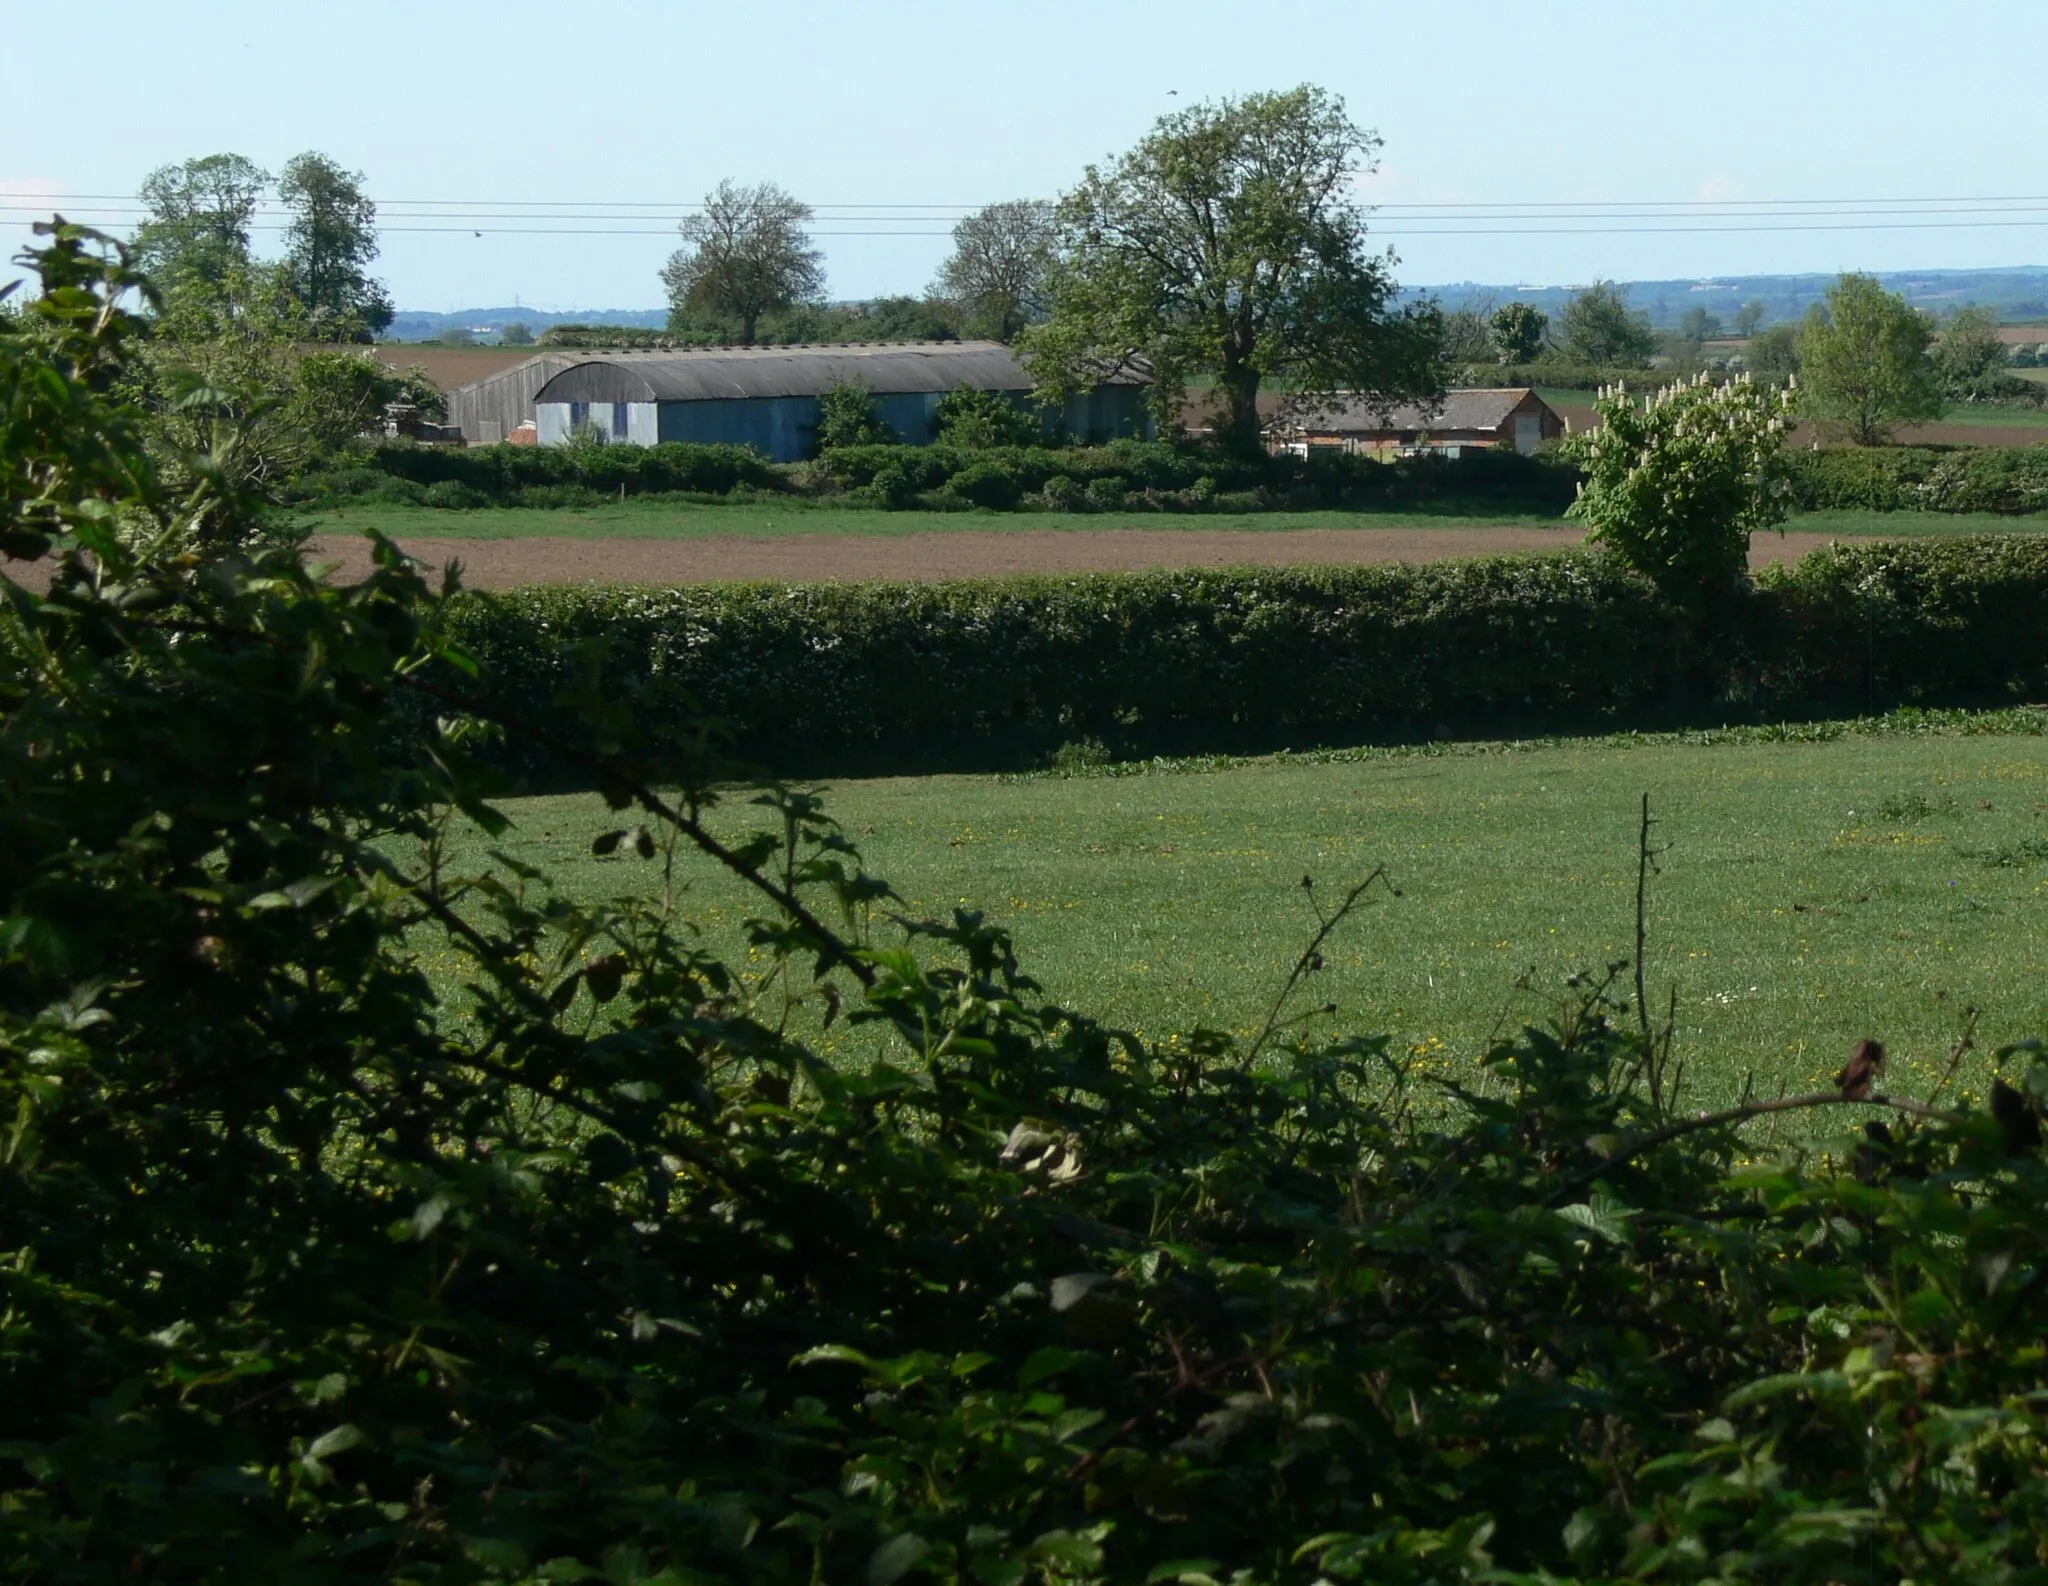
<box><xmin>281</xmin><ymin>524</ymin><xmax>1848</xmax><ymax>590</ymax></box>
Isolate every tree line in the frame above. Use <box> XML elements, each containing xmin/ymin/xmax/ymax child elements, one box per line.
<box><xmin>131</xmin><ymin>150</ymin><xmax>393</xmax><ymax>340</ymax></box>
<box><xmin>665</xmin><ymin>87</ymin><xmax>1443</xmax><ymax>452</ymax></box>
<box><xmin>56</xmin><ymin>85</ymin><xmax>2042</xmax><ymax>480</ymax></box>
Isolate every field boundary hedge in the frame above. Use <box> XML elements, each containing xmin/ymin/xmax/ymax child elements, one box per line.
<box><xmin>292</xmin><ymin>436</ymin><xmax>1585</xmax><ymax>516</ymax></box>
<box><xmin>441</xmin><ymin>535</ymin><xmax>2048</xmax><ymax>779</ymax></box>
<box><xmin>1788</xmin><ymin>442</ymin><xmax>2048</xmax><ymax>514</ymax></box>
<box><xmin>292</xmin><ymin>437</ymin><xmax>2048</xmax><ymax>521</ymax></box>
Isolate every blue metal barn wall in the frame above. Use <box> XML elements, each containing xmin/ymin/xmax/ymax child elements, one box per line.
<box><xmin>1055</xmin><ymin>386</ymin><xmax>1152</xmax><ymax>443</ymax></box>
<box><xmin>655</xmin><ymin>396</ymin><xmax>817</xmax><ymax>460</ymax></box>
<box><xmin>535</xmin><ymin>401</ymin><xmax>657</xmax><ymax>446</ymax></box>
<box><xmin>542</xmin><ymin>386</ymin><xmax>1153</xmax><ymax>459</ymax></box>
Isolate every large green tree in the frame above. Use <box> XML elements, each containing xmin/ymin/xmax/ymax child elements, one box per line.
<box><xmin>1489</xmin><ymin>300</ymin><xmax>1548</xmax><ymax>363</ymax></box>
<box><xmin>1677</xmin><ymin>305</ymin><xmax>1723</xmax><ymax>346</ymax></box>
<box><xmin>133</xmin><ymin>152</ymin><xmax>270</xmax><ymax>301</ymax></box>
<box><xmin>1746</xmin><ymin>323</ymin><xmax>1801</xmax><ymax>380</ymax></box>
<box><xmin>1558</xmin><ymin>281</ymin><xmax>1656</xmax><ymax>365</ymax></box>
<box><xmin>931</xmin><ymin>199</ymin><xmax>1053</xmax><ymax>341</ymax></box>
<box><xmin>1935</xmin><ymin>304</ymin><xmax>2011</xmax><ymax>402</ymax></box>
<box><xmin>277</xmin><ymin>151</ymin><xmax>393</xmax><ymax>340</ymax></box>
<box><xmin>1022</xmin><ymin>86</ymin><xmax>1443</xmax><ymax>451</ymax></box>
<box><xmin>1797</xmin><ymin>272</ymin><xmax>1942</xmax><ymax>444</ymax></box>
<box><xmin>1438</xmin><ymin>299</ymin><xmax>1496</xmax><ymax>364</ymax></box>
<box><xmin>661</xmin><ymin>180</ymin><xmax>825</xmax><ymax>344</ymax></box>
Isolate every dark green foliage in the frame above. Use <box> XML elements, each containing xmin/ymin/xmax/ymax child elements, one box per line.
<box><xmin>1488</xmin><ymin>300</ymin><xmax>1548</xmax><ymax>362</ymax></box>
<box><xmin>1788</xmin><ymin>443</ymin><xmax>2048</xmax><ymax>514</ymax></box>
<box><xmin>276</xmin><ymin>151</ymin><xmax>392</xmax><ymax>340</ymax></box>
<box><xmin>1452</xmin><ymin>358</ymin><xmax>1648</xmax><ymax>391</ymax></box>
<box><xmin>814</xmin><ymin>379</ymin><xmax>895</xmax><ymax>450</ymax></box>
<box><xmin>1558</xmin><ymin>280</ymin><xmax>1658</xmax><ymax>365</ymax></box>
<box><xmin>441</xmin><ymin>535</ymin><xmax>2048</xmax><ymax>778</ymax></box>
<box><xmin>1933</xmin><ymin>306</ymin><xmax>2040</xmax><ymax>405</ymax></box>
<box><xmin>933</xmin><ymin>385</ymin><xmax>1041</xmax><ymax>448</ymax></box>
<box><xmin>17</xmin><ymin>217</ymin><xmax>2048</xmax><ymax>1586</ymax></box>
<box><xmin>288</xmin><ymin>435</ymin><xmax>1581</xmax><ymax>515</ymax></box>
<box><xmin>940</xmin><ymin>459</ymin><xmax>1024</xmax><ymax>510</ymax></box>
<box><xmin>1745</xmin><ymin>324</ymin><xmax>1801</xmax><ymax>379</ymax></box>
<box><xmin>534</xmin><ymin>322</ymin><xmax>676</xmax><ymax>348</ymax></box>
<box><xmin>819</xmin><ymin>438</ymin><xmax>1582</xmax><ymax>514</ymax></box>
<box><xmin>287</xmin><ymin>438</ymin><xmax>785</xmax><ymax>507</ymax></box>
<box><xmin>447</xmin><ymin>556</ymin><xmax>1670</xmax><ymax>777</ymax></box>
<box><xmin>131</xmin><ymin>153</ymin><xmax>268</xmax><ymax>301</ymax></box>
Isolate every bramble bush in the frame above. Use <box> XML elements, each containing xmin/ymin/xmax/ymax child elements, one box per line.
<box><xmin>13</xmin><ymin>226</ymin><xmax>2048</xmax><ymax>1584</ymax></box>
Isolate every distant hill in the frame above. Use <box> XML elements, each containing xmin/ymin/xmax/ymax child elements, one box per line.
<box><xmin>1402</xmin><ymin>267</ymin><xmax>2048</xmax><ymax>329</ymax></box>
<box><xmin>381</xmin><ymin>306</ymin><xmax>668</xmax><ymax>343</ymax></box>
<box><xmin>388</xmin><ymin>266</ymin><xmax>2048</xmax><ymax>345</ymax></box>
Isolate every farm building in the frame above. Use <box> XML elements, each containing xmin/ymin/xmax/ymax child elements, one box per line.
<box><xmin>442</xmin><ymin>353</ymin><xmax>593</xmax><ymax>446</ymax></box>
<box><xmin>530</xmin><ymin>341</ymin><xmax>1153</xmax><ymax>459</ymax></box>
<box><xmin>1272</xmin><ymin>387</ymin><xmax>1566</xmax><ymax>459</ymax></box>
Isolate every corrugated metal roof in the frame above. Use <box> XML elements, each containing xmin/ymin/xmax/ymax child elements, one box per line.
<box><xmin>532</xmin><ymin>340</ymin><xmax>1148</xmax><ymax>404</ymax></box>
<box><xmin>1286</xmin><ymin>387</ymin><xmax>1542</xmax><ymax>435</ymax></box>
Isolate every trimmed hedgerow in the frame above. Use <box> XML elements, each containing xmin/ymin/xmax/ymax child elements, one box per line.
<box><xmin>445</xmin><ymin>554</ymin><xmax>1671</xmax><ymax>777</ymax></box>
<box><xmin>439</xmin><ymin>536</ymin><xmax>2048</xmax><ymax>779</ymax></box>
<box><xmin>292</xmin><ymin>435</ymin><xmax>2048</xmax><ymax>520</ymax></box>
<box><xmin>285</xmin><ymin>439</ymin><xmax>785</xmax><ymax>507</ymax></box>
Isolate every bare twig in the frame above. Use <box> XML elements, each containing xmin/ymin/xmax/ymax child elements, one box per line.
<box><xmin>403</xmin><ymin>675</ymin><xmax>879</xmax><ymax>990</ymax></box>
<box><xmin>1927</xmin><ymin>1006</ymin><xmax>1981</xmax><ymax>1105</ymax></box>
<box><xmin>1244</xmin><ymin>868</ymin><xmax>1395</xmax><ymax>1067</ymax></box>
<box><xmin>1635</xmin><ymin>792</ymin><xmax>1655</xmax><ymax>1070</ymax></box>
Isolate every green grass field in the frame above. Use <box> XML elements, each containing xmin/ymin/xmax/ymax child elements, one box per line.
<box><xmin>431</xmin><ymin>721</ymin><xmax>2048</xmax><ymax>1112</ymax></box>
<box><xmin>304</xmin><ymin>499</ymin><xmax>2048</xmax><ymax>542</ymax></box>
<box><xmin>1776</xmin><ymin>508</ymin><xmax>2048</xmax><ymax>537</ymax></box>
<box><xmin>1920</xmin><ymin>400</ymin><xmax>2048</xmax><ymax>429</ymax></box>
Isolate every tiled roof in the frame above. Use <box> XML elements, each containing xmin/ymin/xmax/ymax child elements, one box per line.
<box><xmin>1285</xmin><ymin>387</ymin><xmax>1537</xmax><ymax>434</ymax></box>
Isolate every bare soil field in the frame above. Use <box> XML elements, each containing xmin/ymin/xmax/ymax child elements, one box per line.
<box><xmin>368</xmin><ymin>346</ymin><xmax>540</xmax><ymax>387</ymax></box>
<box><xmin>281</xmin><ymin>524</ymin><xmax>1859</xmax><ymax>590</ymax></box>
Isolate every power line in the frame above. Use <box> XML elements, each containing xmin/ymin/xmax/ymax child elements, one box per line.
<box><xmin>15</xmin><ymin>214</ymin><xmax>2048</xmax><ymax>240</ymax></box>
<box><xmin>21</xmin><ymin>189</ymin><xmax>2048</xmax><ymax>209</ymax></box>
<box><xmin>16</xmin><ymin>191</ymin><xmax>2048</xmax><ymax>241</ymax></box>
<box><xmin>21</xmin><ymin>201</ymin><xmax>2048</xmax><ymax>224</ymax></box>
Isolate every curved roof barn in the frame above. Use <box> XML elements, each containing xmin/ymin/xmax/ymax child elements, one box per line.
<box><xmin>532</xmin><ymin>339</ymin><xmax>1145</xmax><ymax>404</ymax></box>
<box><xmin>528</xmin><ymin>339</ymin><xmax>1155</xmax><ymax>457</ymax></box>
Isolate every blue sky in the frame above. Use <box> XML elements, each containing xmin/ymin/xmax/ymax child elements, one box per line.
<box><xmin>5</xmin><ymin>0</ymin><xmax>2046</xmax><ymax>310</ymax></box>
